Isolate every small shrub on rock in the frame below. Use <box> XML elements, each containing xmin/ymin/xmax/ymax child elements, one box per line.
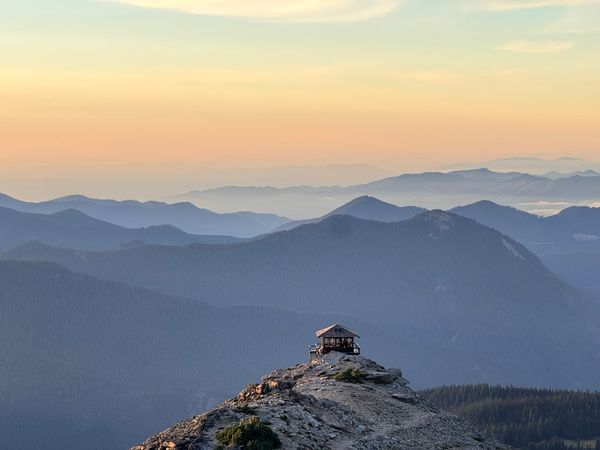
<box><xmin>216</xmin><ymin>416</ymin><xmax>281</xmax><ymax>450</ymax></box>
<box><xmin>234</xmin><ymin>405</ymin><xmax>257</xmax><ymax>415</ymax></box>
<box><xmin>333</xmin><ymin>368</ymin><xmax>367</xmax><ymax>383</ymax></box>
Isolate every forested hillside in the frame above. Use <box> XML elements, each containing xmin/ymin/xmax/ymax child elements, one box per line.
<box><xmin>0</xmin><ymin>261</ymin><xmax>351</xmax><ymax>449</ymax></box>
<box><xmin>542</xmin><ymin>253</ymin><xmax>600</xmax><ymax>291</ymax></box>
<box><xmin>421</xmin><ymin>385</ymin><xmax>600</xmax><ymax>450</ymax></box>
<box><xmin>5</xmin><ymin>212</ymin><xmax>600</xmax><ymax>389</ymax></box>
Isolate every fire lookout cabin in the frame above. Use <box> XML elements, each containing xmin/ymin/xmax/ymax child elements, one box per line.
<box><xmin>309</xmin><ymin>324</ymin><xmax>360</xmax><ymax>362</ymax></box>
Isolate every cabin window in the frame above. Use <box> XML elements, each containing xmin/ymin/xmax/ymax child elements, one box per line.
<box><xmin>322</xmin><ymin>336</ymin><xmax>354</xmax><ymax>349</ymax></box>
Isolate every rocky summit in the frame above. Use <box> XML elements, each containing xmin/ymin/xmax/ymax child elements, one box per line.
<box><xmin>131</xmin><ymin>354</ymin><xmax>507</xmax><ymax>450</ymax></box>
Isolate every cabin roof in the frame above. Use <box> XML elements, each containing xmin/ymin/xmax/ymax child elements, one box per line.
<box><xmin>316</xmin><ymin>323</ymin><xmax>360</xmax><ymax>338</ymax></box>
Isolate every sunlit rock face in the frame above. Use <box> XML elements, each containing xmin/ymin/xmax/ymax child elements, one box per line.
<box><xmin>132</xmin><ymin>353</ymin><xmax>507</xmax><ymax>450</ymax></box>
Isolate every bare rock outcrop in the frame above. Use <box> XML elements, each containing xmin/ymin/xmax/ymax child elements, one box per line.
<box><xmin>131</xmin><ymin>353</ymin><xmax>507</xmax><ymax>449</ymax></box>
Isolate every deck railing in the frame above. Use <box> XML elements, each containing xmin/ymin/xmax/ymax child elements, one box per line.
<box><xmin>308</xmin><ymin>342</ymin><xmax>361</xmax><ymax>356</ymax></box>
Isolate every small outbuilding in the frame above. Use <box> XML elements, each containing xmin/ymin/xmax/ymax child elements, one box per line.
<box><xmin>309</xmin><ymin>323</ymin><xmax>360</xmax><ymax>362</ymax></box>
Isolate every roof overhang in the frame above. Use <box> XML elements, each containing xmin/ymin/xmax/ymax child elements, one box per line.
<box><xmin>316</xmin><ymin>323</ymin><xmax>360</xmax><ymax>339</ymax></box>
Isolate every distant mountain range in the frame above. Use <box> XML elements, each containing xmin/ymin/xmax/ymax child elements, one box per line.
<box><xmin>0</xmin><ymin>206</ymin><xmax>242</xmax><ymax>251</ymax></box>
<box><xmin>4</xmin><ymin>162</ymin><xmax>600</xmax><ymax>450</ymax></box>
<box><xmin>6</xmin><ymin>212</ymin><xmax>600</xmax><ymax>391</ymax></box>
<box><xmin>448</xmin><ymin>200</ymin><xmax>600</xmax><ymax>292</ymax></box>
<box><xmin>4</xmin><ymin>198</ymin><xmax>600</xmax><ymax>449</ymax></box>
<box><xmin>274</xmin><ymin>196</ymin><xmax>425</xmax><ymax>232</ymax></box>
<box><xmin>169</xmin><ymin>168</ymin><xmax>600</xmax><ymax>217</ymax></box>
<box><xmin>441</xmin><ymin>156</ymin><xmax>600</xmax><ymax>175</ymax></box>
<box><xmin>0</xmin><ymin>193</ymin><xmax>288</xmax><ymax>238</ymax></box>
<box><xmin>3</xmin><ymin>189</ymin><xmax>598</xmax><ymax>274</ymax></box>
<box><xmin>543</xmin><ymin>169</ymin><xmax>600</xmax><ymax>180</ymax></box>
<box><xmin>451</xmin><ymin>201</ymin><xmax>600</xmax><ymax>255</ymax></box>
<box><xmin>274</xmin><ymin>196</ymin><xmax>600</xmax><ymax>292</ymax></box>
<box><xmin>276</xmin><ymin>196</ymin><xmax>600</xmax><ymax>255</ymax></box>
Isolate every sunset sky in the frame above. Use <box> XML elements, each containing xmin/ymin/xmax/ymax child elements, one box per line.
<box><xmin>1</xmin><ymin>0</ymin><xmax>599</xmax><ymax>199</ymax></box>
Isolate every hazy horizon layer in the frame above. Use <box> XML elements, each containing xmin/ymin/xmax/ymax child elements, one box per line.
<box><xmin>2</xmin><ymin>156</ymin><xmax>600</xmax><ymax>204</ymax></box>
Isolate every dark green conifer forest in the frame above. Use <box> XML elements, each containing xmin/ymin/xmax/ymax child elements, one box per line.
<box><xmin>421</xmin><ymin>385</ymin><xmax>600</xmax><ymax>450</ymax></box>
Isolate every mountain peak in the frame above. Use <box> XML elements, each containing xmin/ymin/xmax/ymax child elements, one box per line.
<box><xmin>451</xmin><ymin>200</ymin><xmax>538</xmax><ymax>222</ymax></box>
<box><xmin>340</xmin><ymin>194</ymin><xmax>380</xmax><ymax>205</ymax></box>
<box><xmin>51</xmin><ymin>194</ymin><xmax>92</xmax><ymax>202</ymax></box>
<box><xmin>131</xmin><ymin>353</ymin><xmax>505</xmax><ymax>450</ymax></box>
<box><xmin>274</xmin><ymin>196</ymin><xmax>425</xmax><ymax>232</ymax></box>
<box><xmin>450</xmin><ymin>167</ymin><xmax>495</xmax><ymax>175</ymax></box>
<box><xmin>464</xmin><ymin>200</ymin><xmax>502</xmax><ymax>209</ymax></box>
<box><xmin>329</xmin><ymin>195</ymin><xmax>419</xmax><ymax>214</ymax></box>
<box><xmin>327</xmin><ymin>195</ymin><xmax>421</xmax><ymax>219</ymax></box>
<box><xmin>555</xmin><ymin>205</ymin><xmax>597</xmax><ymax>214</ymax></box>
<box><xmin>50</xmin><ymin>207</ymin><xmax>96</xmax><ymax>219</ymax></box>
<box><xmin>412</xmin><ymin>209</ymin><xmax>458</xmax><ymax>225</ymax></box>
<box><xmin>0</xmin><ymin>192</ymin><xmax>18</xmax><ymax>201</ymax></box>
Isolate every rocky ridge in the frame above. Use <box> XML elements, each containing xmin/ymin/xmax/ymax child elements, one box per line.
<box><xmin>131</xmin><ymin>354</ymin><xmax>507</xmax><ymax>449</ymax></box>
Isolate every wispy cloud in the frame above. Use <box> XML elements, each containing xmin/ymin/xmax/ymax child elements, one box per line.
<box><xmin>108</xmin><ymin>0</ymin><xmax>397</xmax><ymax>22</ymax></box>
<box><xmin>540</xmin><ymin>4</ymin><xmax>600</xmax><ymax>33</ymax></box>
<box><xmin>498</xmin><ymin>40</ymin><xmax>574</xmax><ymax>53</ymax></box>
<box><xmin>459</xmin><ymin>1</ymin><xmax>600</xmax><ymax>35</ymax></box>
